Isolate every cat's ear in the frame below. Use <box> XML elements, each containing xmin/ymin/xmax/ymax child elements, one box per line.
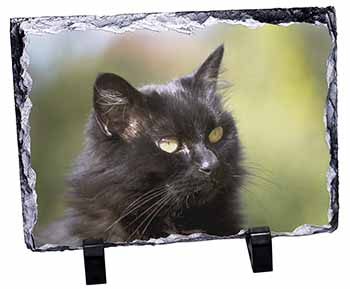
<box><xmin>192</xmin><ymin>44</ymin><xmax>224</xmax><ymax>92</ymax></box>
<box><xmin>93</xmin><ymin>73</ymin><xmax>143</xmax><ymax>138</ymax></box>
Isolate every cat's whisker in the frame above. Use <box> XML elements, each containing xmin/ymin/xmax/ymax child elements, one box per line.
<box><xmin>185</xmin><ymin>195</ymin><xmax>190</xmax><ymax>208</ymax></box>
<box><xmin>243</xmin><ymin>161</ymin><xmax>275</xmax><ymax>178</ymax></box>
<box><xmin>226</xmin><ymin>159</ymin><xmax>280</xmax><ymax>191</ymax></box>
<box><xmin>140</xmin><ymin>194</ymin><xmax>175</xmax><ymax>237</ymax></box>
<box><xmin>125</xmin><ymin>194</ymin><xmax>169</xmax><ymax>230</ymax></box>
<box><xmin>103</xmin><ymin>188</ymin><xmax>167</xmax><ymax>233</ymax></box>
<box><xmin>127</xmin><ymin>194</ymin><xmax>172</xmax><ymax>241</ymax></box>
<box><xmin>119</xmin><ymin>189</ymin><xmax>166</xmax><ymax>218</ymax></box>
<box><xmin>245</xmin><ymin>172</ymin><xmax>281</xmax><ymax>190</ymax></box>
<box><xmin>232</xmin><ymin>171</ymin><xmax>280</xmax><ymax>192</ymax></box>
<box><xmin>249</xmin><ymin>179</ymin><xmax>280</xmax><ymax>192</ymax></box>
<box><xmin>245</xmin><ymin>167</ymin><xmax>275</xmax><ymax>181</ymax></box>
<box><xmin>231</xmin><ymin>174</ymin><xmax>244</xmax><ymax>178</ymax></box>
<box><xmin>106</xmin><ymin>172</ymin><xmax>180</xmax><ymax>232</ymax></box>
<box><xmin>122</xmin><ymin>183</ymin><xmax>167</xmax><ymax>212</ymax></box>
<box><xmin>104</xmin><ymin>184</ymin><xmax>169</xmax><ymax>232</ymax></box>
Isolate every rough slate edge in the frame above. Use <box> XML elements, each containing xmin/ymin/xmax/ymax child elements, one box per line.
<box><xmin>9</xmin><ymin>6</ymin><xmax>338</xmax><ymax>252</ymax></box>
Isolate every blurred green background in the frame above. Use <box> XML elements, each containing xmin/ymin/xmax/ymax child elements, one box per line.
<box><xmin>27</xmin><ymin>23</ymin><xmax>331</xmax><ymax>234</ymax></box>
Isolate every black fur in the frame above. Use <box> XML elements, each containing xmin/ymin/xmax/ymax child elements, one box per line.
<box><xmin>44</xmin><ymin>44</ymin><xmax>245</xmax><ymax>245</ymax></box>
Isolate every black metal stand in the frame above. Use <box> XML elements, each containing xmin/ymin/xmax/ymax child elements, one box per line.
<box><xmin>83</xmin><ymin>239</ymin><xmax>107</xmax><ymax>285</ymax></box>
<box><xmin>81</xmin><ymin>228</ymin><xmax>271</xmax><ymax>284</ymax></box>
<box><xmin>245</xmin><ymin>226</ymin><xmax>273</xmax><ymax>273</ymax></box>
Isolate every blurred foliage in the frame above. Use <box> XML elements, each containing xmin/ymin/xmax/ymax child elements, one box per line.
<box><xmin>27</xmin><ymin>23</ymin><xmax>331</xmax><ymax>233</ymax></box>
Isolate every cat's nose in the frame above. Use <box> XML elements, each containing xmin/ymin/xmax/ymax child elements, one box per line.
<box><xmin>198</xmin><ymin>160</ymin><xmax>218</xmax><ymax>175</ymax></box>
<box><xmin>194</xmin><ymin>145</ymin><xmax>219</xmax><ymax>176</ymax></box>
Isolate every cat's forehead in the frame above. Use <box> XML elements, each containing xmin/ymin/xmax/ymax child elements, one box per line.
<box><xmin>141</xmin><ymin>81</ymin><xmax>218</xmax><ymax>114</ymax></box>
<box><xmin>139</xmin><ymin>81</ymin><xmax>221</xmax><ymax>139</ymax></box>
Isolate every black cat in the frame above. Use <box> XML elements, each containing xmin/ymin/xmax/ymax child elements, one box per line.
<box><xmin>42</xmin><ymin>44</ymin><xmax>245</xmax><ymax>245</ymax></box>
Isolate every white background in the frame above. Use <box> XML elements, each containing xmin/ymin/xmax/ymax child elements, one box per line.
<box><xmin>0</xmin><ymin>0</ymin><xmax>348</xmax><ymax>288</ymax></box>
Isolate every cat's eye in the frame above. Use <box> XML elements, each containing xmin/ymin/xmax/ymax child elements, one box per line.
<box><xmin>208</xmin><ymin>126</ymin><xmax>223</xmax><ymax>143</ymax></box>
<box><xmin>158</xmin><ymin>137</ymin><xmax>179</xmax><ymax>153</ymax></box>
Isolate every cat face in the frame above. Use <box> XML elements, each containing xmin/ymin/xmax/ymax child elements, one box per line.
<box><xmin>92</xmin><ymin>45</ymin><xmax>242</xmax><ymax>210</ymax></box>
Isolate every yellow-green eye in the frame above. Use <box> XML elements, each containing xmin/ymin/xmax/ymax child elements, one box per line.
<box><xmin>208</xmin><ymin>126</ymin><xmax>223</xmax><ymax>143</ymax></box>
<box><xmin>158</xmin><ymin>137</ymin><xmax>179</xmax><ymax>153</ymax></box>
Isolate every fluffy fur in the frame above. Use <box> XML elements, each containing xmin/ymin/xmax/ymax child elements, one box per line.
<box><xmin>42</xmin><ymin>44</ymin><xmax>244</xmax><ymax>245</ymax></box>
